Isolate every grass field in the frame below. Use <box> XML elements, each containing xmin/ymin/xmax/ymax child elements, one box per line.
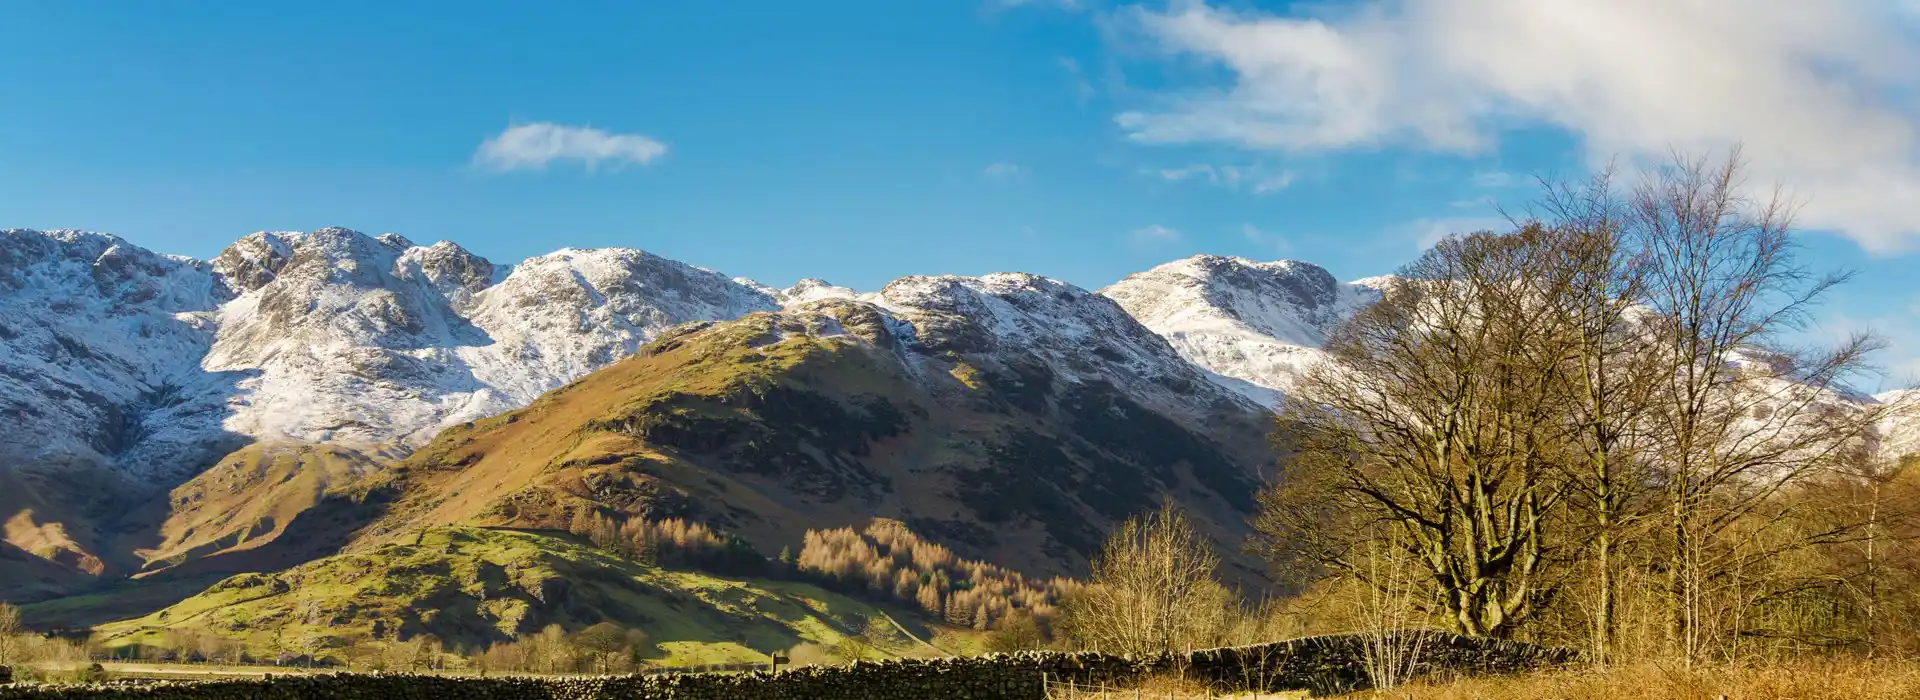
<box><xmin>89</xmin><ymin>526</ymin><xmax>939</xmax><ymax>666</ymax></box>
<box><xmin>1382</xmin><ymin>659</ymin><xmax>1920</xmax><ymax>700</ymax></box>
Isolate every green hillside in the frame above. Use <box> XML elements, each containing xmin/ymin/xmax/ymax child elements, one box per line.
<box><xmin>356</xmin><ymin>304</ymin><xmax>1274</xmax><ymax>585</ymax></box>
<box><xmin>93</xmin><ymin>527</ymin><xmax>929</xmax><ymax>665</ymax></box>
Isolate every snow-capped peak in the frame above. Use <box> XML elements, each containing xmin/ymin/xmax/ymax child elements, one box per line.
<box><xmin>869</xmin><ymin>270</ymin><xmax>1265</xmax><ymax>418</ymax></box>
<box><xmin>1</xmin><ymin>230</ymin><xmax>780</xmax><ymax>484</ymax></box>
<box><xmin>1100</xmin><ymin>254</ymin><xmax>1384</xmax><ymax>405</ymax></box>
<box><xmin>778</xmin><ymin>278</ymin><xmax>860</xmax><ymax>306</ymax></box>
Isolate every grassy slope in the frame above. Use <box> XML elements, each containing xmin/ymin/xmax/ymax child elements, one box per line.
<box><xmin>117</xmin><ymin>443</ymin><xmax>393</xmax><ymax>580</ymax></box>
<box><xmin>356</xmin><ymin>307</ymin><xmax>1271</xmax><ymax>583</ymax></box>
<box><xmin>8</xmin><ymin>443</ymin><xmax>394</xmax><ymax>626</ymax></box>
<box><xmin>355</xmin><ymin>313</ymin><xmax>959</xmax><ymax>560</ymax></box>
<box><xmin>3</xmin><ymin>442</ymin><xmax>394</xmax><ymax>607</ymax></box>
<box><xmin>18</xmin><ymin>574</ymin><xmax>227</xmax><ymax>630</ymax></box>
<box><xmin>94</xmin><ymin>526</ymin><xmax>922</xmax><ymax>665</ymax></box>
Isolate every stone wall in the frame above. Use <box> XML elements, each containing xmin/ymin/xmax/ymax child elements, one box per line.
<box><xmin>0</xmin><ymin>633</ymin><xmax>1577</xmax><ymax>699</ymax></box>
<box><xmin>1179</xmin><ymin>631</ymin><xmax>1581</xmax><ymax>694</ymax></box>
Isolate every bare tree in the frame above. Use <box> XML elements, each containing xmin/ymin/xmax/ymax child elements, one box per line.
<box><xmin>1358</xmin><ymin>532</ymin><xmax>1429</xmax><ymax>691</ymax></box>
<box><xmin>1626</xmin><ymin>149</ymin><xmax>1888</xmax><ymax>663</ymax></box>
<box><xmin>1520</xmin><ymin>165</ymin><xmax>1669</xmax><ymax>664</ymax></box>
<box><xmin>0</xmin><ymin>602</ymin><xmax>19</xmax><ymax>667</ymax></box>
<box><xmin>1260</xmin><ymin>227</ymin><xmax>1575</xmax><ymax>638</ymax></box>
<box><xmin>1063</xmin><ymin>501</ymin><xmax>1232</xmax><ymax>656</ymax></box>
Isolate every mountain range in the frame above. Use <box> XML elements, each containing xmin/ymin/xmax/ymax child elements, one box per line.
<box><xmin>3</xmin><ymin>226</ymin><xmax>1909</xmax><ymax>612</ymax></box>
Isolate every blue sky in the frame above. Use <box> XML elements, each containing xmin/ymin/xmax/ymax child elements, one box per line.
<box><xmin>5</xmin><ymin>1</ymin><xmax>1920</xmax><ymax>385</ymax></box>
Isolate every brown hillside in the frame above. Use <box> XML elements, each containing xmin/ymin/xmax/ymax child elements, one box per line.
<box><xmin>117</xmin><ymin>442</ymin><xmax>396</xmax><ymax>581</ymax></box>
<box><xmin>354</xmin><ymin>302</ymin><xmax>1277</xmax><ymax>584</ymax></box>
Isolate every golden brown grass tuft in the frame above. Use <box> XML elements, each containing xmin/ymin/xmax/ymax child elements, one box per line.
<box><xmin>1387</xmin><ymin>659</ymin><xmax>1920</xmax><ymax>700</ymax></box>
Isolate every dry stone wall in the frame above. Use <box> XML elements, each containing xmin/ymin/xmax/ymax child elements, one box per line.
<box><xmin>0</xmin><ymin>633</ymin><xmax>1577</xmax><ymax>699</ymax></box>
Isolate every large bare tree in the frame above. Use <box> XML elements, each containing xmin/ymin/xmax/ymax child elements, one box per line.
<box><xmin>1259</xmin><ymin>227</ymin><xmax>1577</xmax><ymax>638</ymax></box>
<box><xmin>1258</xmin><ymin>148</ymin><xmax>1895</xmax><ymax>662</ymax></box>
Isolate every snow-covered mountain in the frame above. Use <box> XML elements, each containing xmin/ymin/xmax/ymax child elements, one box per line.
<box><xmin>0</xmin><ymin>229</ymin><xmax>237</xmax><ymax>484</ymax></box>
<box><xmin>1097</xmin><ymin>254</ymin><xmax>1920</xmax><ymax>466</ymax></box>
<box><xmin>360</xmin><ymin>275</ymin><xmax>1279</xmax><ymax>584</ymax></box>
<box><xmin>3</xmin><ymin>228</ymin><xmax>1273</xmax><ymax>500</ymax></box>
<box><xmin>9</xmin><ymin>225</ymin><xmax>1920</xmax><ymax>602</ymax></box>
<box><xmin>204</xmin><ymin>230</ymin><xmax>777</xmax><ymax>448</ymax></box>
<box><xmin>1099</xmin><ymin>255</ymin><xmax>1388</xmax><ymax>406</ymax></box>
<box><xmin>864</xmin><ymin>271</ymin><xmax>1265</xmax><ymax>420</ymax></box>
<box><xmin>0</xmin><ymin>227</ymin><xmax>779</xmax><ymax>489</ymax></box>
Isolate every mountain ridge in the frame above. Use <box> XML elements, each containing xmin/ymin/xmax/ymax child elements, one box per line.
<box><xmin>0</xmin><ymin>227</ymin><xmax>1313</xmax><ymax>603</ymax></box>
<box><xmin>9</xmin><ymin>225</ymin><xmax>1912</xmax><ymax>609</ymax></box>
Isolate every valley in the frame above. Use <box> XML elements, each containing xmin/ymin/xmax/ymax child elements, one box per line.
<box><xmin>3</xmin><ymin>219</ymin><xmax>1915</xmax><ymax>694</ymax></box>
<box><xmin>0</xmin><ymin>226</ymin><xmax>1331</xmax><ymax>668</ymax></box>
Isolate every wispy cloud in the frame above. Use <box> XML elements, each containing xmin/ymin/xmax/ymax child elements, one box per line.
<box><xmin>997</xmin><ymin>0</ymin><xmax>1081</xmax><ymax>9</ymax></box>
<box><xmin>1059</xmin><ymin>57</ymin><xmax>1096</xmax><ymax>102</ymax></box>
<box><xmin>1251</xmin><ymin>170</ymin><xmax>1296</xmax><ymax>194</ymax></box>
<box><xmin>1241</xmin><ymin>223</ymin><xmax>1293</xmax><ymax>255</ymax></box>
<box><xmin>1130</xmin><ymin>224</ymin><xmax>1182</xmax><ymax>250</ymax></box>
<box><xmin>1469</xmin><ymin>170</ymin><xmax>1518</xmax><ymax>189</ymax></box>
<box><xmin>1116</xmin><ymin>0</ymin><xmax>1920</xmax><ymax>252</ymax></box>
<box><xmin>474</xmin><ymin>122</ymin><xmax>667</xmax><ymax>172</ymax></box>
<box><xmin>982</xmin><ymin>162</ymin><xmax>1024</xmax><ymax>179</ymax></box>
<box><xmin>1157</xmin><ymin>164</ymin><xmax>1220</xmax><ymax>182</ymax></box>
<box><xmin>1149</xmin><ymin>163</ymin><xmax>1296</xmax><ymax>194</ymax></box>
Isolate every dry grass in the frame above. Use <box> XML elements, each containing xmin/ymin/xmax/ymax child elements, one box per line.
<box><xmin>1382</xmin><ymin>659</ymin><xmax>1920</xmax><ymax>700</ymax></box>
<box><xmin>1046</xmin><ymin>673</ymin><xmax>1309</xmax><ymax>700</ymax></box>
<box><xmin>1046</xmin><ymin>661</ymin><xmax>1920</xmax><ymax>700</ymax></box>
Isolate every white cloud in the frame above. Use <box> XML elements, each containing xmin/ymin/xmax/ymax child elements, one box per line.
<box><xmin>1117</xmin><ymin>0</ymin><xmax>1920</xmax><ymax>252</ymax></box>
<box><xmin>474</xmin><ymin>122</ymin><xmax>667</xmax><ymax>172</ymax></box>
<box><xmin>1469</xmin><ymin>170</ymin><xmax>1518</xmax><ymax>189</ymax></box>
<box><xmin>1131</xmin><ymin>224</ymin><xmax>1182</xmax><ymax>249</ymax></box>
<box><xmin>983</xmin><ymin>162</ymin><xmax>1024</xmax><ymax>178</ymax></box>
<box><xmin>1251</xmin><ymin>170</ymin><xmax>1296</xmax><ymax>194</ymax></box>
<box><xmin>1150</xmin><ymin>163</ymin><xmax>1295</xmax><ymax>194</ymax></box>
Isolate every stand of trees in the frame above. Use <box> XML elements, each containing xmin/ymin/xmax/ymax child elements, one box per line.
<box><xmin>568</xmin><ymin>512</ymin><xmax>767</xmax><ymax>577</ymax></box>
<box><xmin>565</xmin><ymin>511</ymin><xmax>1080</xmax><ymax>651</ymax></box>
<box><xmin>794</xmin><ymin>519</ymin><xmax>1078</xmax><ymax>635</ymax></box>
<box><xmin>472</xmin><ymin>623</ymin><xmax>650</xmax><ymax>675</ymax></box>
<box><xmin>1256</xmin><ymin>149</ymin><xmax>1915</xmax><ymax>665</ymax></box>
